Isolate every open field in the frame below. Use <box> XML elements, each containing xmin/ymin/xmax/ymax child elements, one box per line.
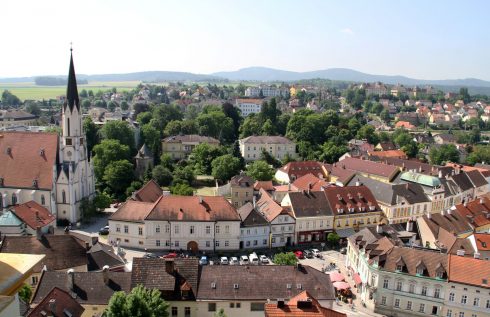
<box><xmin>0</xmin><ymin>81</ymin><xmax>141</xmax><ymax>100</ymax></box>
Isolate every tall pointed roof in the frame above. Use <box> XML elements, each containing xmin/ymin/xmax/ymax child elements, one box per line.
<box><xmin>135</xmin><ymin>144</ymin><xmax>153</xmax><ymax>159</ymax></box>
<box><xmin>64</xmin><ymin>49</ymin><xmax>80</xmax><ymax>112</ymax></box>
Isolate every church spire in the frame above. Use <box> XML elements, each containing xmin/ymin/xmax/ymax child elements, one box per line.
<box><xmin>64</xmin><ymin>48</ymin><xmax>80</xmax><ymax>112</ymax></box>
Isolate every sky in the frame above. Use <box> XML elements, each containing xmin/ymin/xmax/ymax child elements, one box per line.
<box><xmin>1</xmin><ymin>0</ymin><xmax>490</xmax><ymax>80</ymax></box>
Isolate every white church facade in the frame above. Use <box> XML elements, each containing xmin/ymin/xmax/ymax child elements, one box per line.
<box><xmin>0</xmin><ymin>51</ymin><xmax>95</xmax><ymax>224</ymax></box>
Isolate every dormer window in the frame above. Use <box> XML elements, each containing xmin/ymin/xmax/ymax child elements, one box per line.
<box><xmin>0</xmin><ymin>177</ymin><xmax>3</xmax><ymax>186</ymax></box>
<box><xmin>396</xmin><ymin>265</ymin><xmax>403</xmax><ymax>271</ymax></box>
<box><xmin>369</xmin><ymin>205</ymin><xmax>376</xmax><ymax>211</ymax></box>
<box><xmin>39</xmin><ymin>148</ymin><xmax>45</xmax><ymax>156</ymax></box>
<box><xmin>5</xmin><ymin>147</ymin><xmax>11</xmax><ymax>155</ymax></box>
<box><xmin>32</xmin><ymin>180</ymin><xmax>38</xmax><ymax>188</ymax></box>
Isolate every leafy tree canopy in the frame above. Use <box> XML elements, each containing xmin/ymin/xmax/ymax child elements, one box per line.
<box><xmin>104</xmin><ymin>285</ymin><xmax>169</xmax><ymax>317</ymax></box>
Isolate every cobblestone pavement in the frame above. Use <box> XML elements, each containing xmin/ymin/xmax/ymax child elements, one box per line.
<box><xmin>300</xmin><ymin>251</ymin><xmax>384</xmax><ymax>317</ymax></box>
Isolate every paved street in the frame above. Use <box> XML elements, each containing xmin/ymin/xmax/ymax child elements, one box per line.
<box><xmin>300</xmin><ymin>251</ymin><xmax>384</xmax><ymax>317</ymax></box>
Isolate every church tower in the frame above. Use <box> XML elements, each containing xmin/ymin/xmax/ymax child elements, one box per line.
<box><xmin>56</xmin><ymin>49</ymin><xmax>95</xmax><ymax>224</ymax></box>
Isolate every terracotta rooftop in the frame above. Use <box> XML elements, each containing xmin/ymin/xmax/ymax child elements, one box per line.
<box><xmin>473</xmin><ymin>233</ymin><xmax>490</xmax><ymax>251</ymax></box>
<box><xmin>0</xmin><ymin>235</ymin><xmax>87</xmax><ymax>272</ymax></box>
<box><xmin>265</xmin><ymin>290</ymin><xmax>346</xmax><ymax>317</ymax></box>
<box><xmin>453</xmin><ymin>197</ymin><xmax>490</xmax><ymax>228</ymax></box>
<box><xmin>448</xmin><ymin>254</ymin><xmax>490</xmax><ymax>288</ymax></box>
<box><xmin>254</xmin><ymin>180</ymin><xmax>275</xmax><ymax>191</ymax></box>
<box><xmin>421</xmin><ymin>212</ymin><xmax>473</xmax><ymax>238</ymax></box>
<box><xmin>256</xmin><ymin>189</ymin><xmax>289</xmax><ymax>222</ymax></box>
<box><xmin>323</xmin><ymin>185</ymin><xmax>381</xmax><ymax>215</ymax></box>
<box><xmin>240</xmin><ymin>135</ymin><xmax>295</xmax><ymax>144</ymax></box>
<box><xmin>10</xmin><ymin>201</ymin><xmax>55</xmax><ymax>230</ymax></box>
<box><xmin>337</xmin><ymin>157</ymin><xmax>399</xmax><ymax>180</ymax></box>
<box><xmin>235</xmin><ymin>98</ymin><xmax>263</xmax><ymax>104</ymax></box>
<box><xmin>27</xmin><ymin>287</ymin><xmax>84</xmax><ymax>317</ymax></box>
<box><xmin>376</xmin><ymin>142</ymin><xmax>396</xmax><ymax>151</ymax></box>
<box><xmin>368</xmin><ymin>150</ymin><xmax>407</xmax><ymax>159</ymax></box>
<box><xmin>381</xmin><ymin>247</ymin><xmax>448</xmax><ymax>279</ymax></box>
<box><xmin>0</xmin><ymin>132</ymin><xmax>58</xmax><ymax>190</ymax></box>
<box><xmin>286</xmin><ymin>191</ymin><xmax>333</xmax><ymax>219</ymax></box>
<box><xmin>230</xmin><ymin>174</ymin><xmax>254</xmax><ymax>187</ymax></box>
<box><xmin>292</xmin><ymin>173</ymin><xmax>332</xmax><ymax>191</ymax></box>
<box><xmin>109</xmin><ymin>200</ymin><xmax>154</xmax><ymax>223</ymax></box>
<box><xmin>132</xmin><ymin>180</ymin><xmax>163</xmax><ymax>203</ymax></box>
<box><xmin>238</xmin><ymin>203</ymin><xmax>269</xmax><ymax>227</ymax></box>
<box><xmin>278</xmin><ymin>161</ymin><xmax>328</xmax><ymax>180</ymax></box>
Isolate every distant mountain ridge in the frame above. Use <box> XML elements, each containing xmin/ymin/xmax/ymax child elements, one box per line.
<box><xmin>1</xmin><ymin>67</ymin><xmax>490</xmax><ymax>89</ymax></box>
<box><xmin>212</xmin><ymin>67</ymin><xmax>490</xmax><ymax>87</ymax></box>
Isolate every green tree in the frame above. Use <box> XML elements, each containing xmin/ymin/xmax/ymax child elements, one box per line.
<box><xmin>211</xmin><ymin>154</ymin><xmax>241</xmax><ymax>182</ymax></box>
<box><xmin>196</xmin><ymin>110</ymin><xmax>234</xmax><ymax>143</ymax></box>
<box><xmin>107</xmin><ymin>101</ymin><xmax>118</xmax><ymax>112</ymax></box>
<box><xmin>189</xmin><ymin>143</ymin><xmax>224</xmax><ymax>175</ymax></box>
<box><xmin>260</xmin><ymin>98</ymin><xmax>280</xmax><ymax>124</ymax></box>
<box><xmin>120</xmin><ymin>101</ymin><xmax>129</xmax><ymax>111</ymax></box>
<box><xmin>239</xmin><ymin>114</ymin><xmax>262</xmax><ymax>138</ymax></box>
<box><xmin>222</xmin><ymin>101</ymin><xmax>242</xmax><ymax>137</ymax></box>
<box><xmin>260</xmin><ymin>149</ymin><xmax>282</xmax><ymax>168</ymax></box>
<box><xmin>104</xmin><ymin>285</ymin><xmax>169</xmax><ymax>317</ymax></box>
<box><xmin>467</xmin><ymin>145</ymin><xmax>490</xmax><ymax>165</ymax></box>
<box><xmin>100</xmin><ymin>120</ymin><xmax>135</xmax><ymax>151</ymax></box>
<box><xmin>80</xmin><ymin>89</ymin><xmax>88</xmax><ymax>98</ymax></box>
<box><xmin>82</xmin><ymin>99</ymin><xmax>92</xmax><ymax>110</ymax></box>
<box><xmin>26</xmin><ymin>103</ymin><xmax>41</xmax><ymax>116</ymax></box>
<box><xmin>273</xmin><ymin>252</ymin><xmax>298</xmax><ymax>265</ymax></box>
<box><xmin>126</xmin><ymin>181</ymin><xmax>143</xmax><ymax>197</ymax></box>
<box><xmin>261</xmin><ymin>119</ymin><xmax>276</xmax><ymax>135</ymax></box>
<box><xmin>246</xmin><ymin>160</ymin><xmax>275</xmax><ymax>181</ymax></box>
<box><xmin>140</xmin><ymin>123</ymin><xmax>161</xmax><ymax>158</ymax></box>
<box><xmin>327</xmin><ymin>232</ymin><xmax>340</xmax><ymax>247</ymax></box>
<box><xmin>173</xmin><ymin>165</ymin><xmax>195</xmax><ymax>185</ymax></box>
<box><xmin>80</xmin><ymin>197</ymin><xmax>97</xmax><ymax>220</ymax></box>
<box><xmin>152</xmin><ymin>165</ymin><xmax>173</xmax><ymax>186</ymax></box>
<box><xmin>150</xmin><ymin>104</ymin><xmax>183</xmax><ymax>131</ymax></box>
<box><xmin>93</xmin><ymin>139</ymin><xmax>131</xmax><ymax>180</ymax></box>
<box><xmin>163</xmin><ymin>120</ymin><xmax>182</xmax><ymax>136</ymax></box>
<box><xmin>18</xmin><ymin>283</ymin><xmax>32</xmax><ymax>303</ymax></box>
<box><xmin>160</xmin><ymin>153</ymin><xmax>174</xmax><ymax>170</ymax></box>
<box><xmin>319</xmin><ymin>142</ymin><xmax>348</xmax><ymax>163</ymax></box>
<box><xmin>356</xmin><ymin>125</ymin><xmax>379</xmax><ymax>145</ymax></box>
<box><xmin>214</xmin><ymin>308</ymin><xmax>227</xmax><ymax>317</ymax></box>
<box><xmin>429</xmin><ymin>144</ymin><xmax>460</xmax><ymax>165</ymax></box>
<box><xmin>1</xmin><ymin>90</ymin><xmax>21</xmax><ymax>106</ymax></box>
<box><xmin>94</xmin><ymin>191</ymin><xmax>112</xmax><ymax>210</ymax></box>
<box><xmin>170</xmin><ymin>183</ymin><xmax>194</xmax><ymax>196</ymax></box>
<box><xmin>380</xmin><ymin>109</ymin><xmax>390</xmax><ymax>122</ymax></box>
<box><xmin>103</xmin><ymin>160</ymin><xmax>135</xmax><ymax>197</ymax></box>
<box><xmin>83</xmin><ymin>117</ymin><xmax>99</xmax><ymax>154</ymax></box>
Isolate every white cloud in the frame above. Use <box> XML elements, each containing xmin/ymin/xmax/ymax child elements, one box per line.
<box><xmin>341</xmin><ymin>28</ymin><xmax>354</xmax><ymax>35</ymax></box>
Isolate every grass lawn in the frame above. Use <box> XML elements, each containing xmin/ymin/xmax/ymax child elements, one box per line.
<box><xmin>0</xmin><ymin>81</ymin><xmax>141</xmax><ymax>101</ymax></box>
<box><xmin>195</xmin><ymin>186</ymin><xmax>217</xmax><ymax>196</ymax></box>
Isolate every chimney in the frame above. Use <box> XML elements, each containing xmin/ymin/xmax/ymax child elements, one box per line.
<box><xmin>66</xmin><ymin>269</ymin><xmax>75</xmax><ymax>292</ymax></box>
<box><xmin>427</xmin><ymin>212</ymin><xmax>432</xmax><ymax>219</ymax></box>
<box><xmin>165</xmin><ymin>259</ymin><xmax>175</xmax><ymax>274</ymax></box>
<box><xmin>376</xmin><ymin>224</ymin><xmax>383</xmax><ymax>234</ymax></box>
<box><xmin>102</xmin><ymin>265</ymin><xmax>110</xmax><ymax>285</ymax></box>
<box><xmin>355</xmin><ymin>178</ymin><xmax>360</xmax><ymax>186</ymax></box>
<box><xmin>252</xmin><ymin>196</ymin><xmax>256</xmax><ymax>208</ymax></box>
<box><xmin>36</xmin><ymin>226</ymin><xmax>42</xmax><ymax>240</ymax></box>
<box><xmin>48</xmin><ymin>299</ymin><xmax>56</xmax><ymax>314</ymax></box>
<box><xmin>406</xmin><ymin>221</ymin><xmax>414</xmax><ymax>232</ymax></box>
<box><xmin>85</xmin><ymin>242</ymin><xmax>90</xmax><ymax>251</ymax></box>
<box><xmin>480</xmin><ymin>198</ymin><xmax>484</xmax><ymax>204</ymax></box>
<box><xmin>198</xmin><ymin>196</ymin><xmax>203</xmax><ymax>204</ymax></box>
<box><xmin>277</xmin><ymin>299</ymin><xmax>285</xmax><ymax>308</ymax></box>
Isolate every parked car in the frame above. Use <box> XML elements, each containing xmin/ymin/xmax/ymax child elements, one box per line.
<box><xmin>340</xmin><ymin>247</ymin><xmax>347</xmax><ymax>254</ymax></box>
<box><xmin>230</xmin><ymin>257</ymin><xmax>239</xmax><ymax>265</ymax></box>
<box><xmin>249</xmin><ymin>252</ymin><xmax>259</xmax><ymax>265</ymax></box>
<box><xmin>98</xmin><ymin>226</ymin><xmax>109</xmax><ymax>235</ymax></box>
<box><xmin>239</xmin><ymin>255</ymin><xmax>249</xmax><ymax>265</ymax></box>
<box><xmin>311</xmin><ymin>249</ymin><xmax>321</xmax><ymax>257</ymax></box>
<box><xmin>220</xmin><ymin>257</ymin><xmax>229</xmax><ymax>265</ymax></box>
<box><xmin>199</xmin><ymin>256</ymin><xmax>208</xmax><ymax>265</ymax></box>
<box><xmin>143</xmin><ymin>253</ymin><xmax>159</xmax><ymax>259</ymax></box>
<box><xmin>162</xmin><ymin>252</ymin><xmax>177</xmax><ymax>259</ymax></box>
<box><xmin>304</xmin><ymin>250</ymin><xmax>314</xmax><ymax>258</ymax></box>
<box><xmin>259</xmin><ymin>255</ymin><xmax>269</xmax><ymax>264</ymax></box>
<box><xmin>294</xmin><ymin>250</ymin><xmax>304</xmax><ymax>259</ymax></box>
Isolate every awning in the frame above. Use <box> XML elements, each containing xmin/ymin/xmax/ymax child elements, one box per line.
<box><xmin>333</xmin><ymin>281</ymin><xmax>351</xmax><ymax>290</ymax></box>
<box><xmin>328</xmin><ymin>272</ymin><xmax>345</xmax><ymax>282</ymax></box>
<box><xmin>353</xmin><ymin>273</ymin><xmax>362</xmax><ymax>285</ymax></box>
<box><xmin>335</xmin><ymin>228</ymin><xmax>356</xmax><ymax>238</ymax></box>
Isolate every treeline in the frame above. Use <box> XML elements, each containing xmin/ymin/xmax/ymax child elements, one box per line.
<box><xmin>35</xmin><ymin>76</ymin><xmax>88</xmax><ymax>86</ymax></box>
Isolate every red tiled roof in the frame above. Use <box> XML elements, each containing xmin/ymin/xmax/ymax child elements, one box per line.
<box><xmin>337</xmin><ymin>157</ymin><xmax>399</xmax><ymax>179</ymax></box>
<box><xmin>369</xmin><ymin>150</ymin><xmax>407</xmax><ymax>159</ymax></box>
<box><xmin>27</xmin><ymin>287</ymin><xmax>84</xmax><ymax>317</ymax></box>
<box><xmin>256</xmin><ymin>188</ymin><xmax>289</xmax><ymax>222</ymax></box>
<box><xmin>448</xmin><ymin>254</ymin><xmax>490</xmax><ymax>288</ymax></box>
<box><xmin>11</xmin><ymin>201</ymin><xmax>55</xmax><ymax>230</ymax></box>
<box><xmin>395</xmin><ymin>121</ymin><xmax>416</xmax><ymax>129</ymax></box>
<box><xmin>474</xmin><ymin>233</ymin><xmax>490</xmax><ymax>251</ymax></box>
<box><xmin>235</xmin><ymin>98</ymin><xmax>263</xmax><ymax>105</ymax></box>
<box><xmin>132</xmin><ymin>180</ymin><xmax>163</xmax><ymax>203</ymax></box>
<box><xmin>324</xmin><ymin>185</ymin><xmax>381</xmax><ymax>215</ymax></box>
<box><xmin>254</xmin><ymin>180</ymin><xmax>275</xmax><ymax>191</ymax></box>
<box><xmin>454</xmin><ymin>197</ymin><xmax>490</xmax><ymax>228</ymax></box>
<box><xmin>0</xmin><ymin>132</ymin><xmax>58</xmax><ymax>190</ymax></box>
<box><xmin>292</xmin><ymin>173</ymin><xmax>332</xmax><ymax>191</ymax></box>
<box><xmin>109</xmin><ymin>200</ymin><xmax>155</xmax><ymax>223</ymax></box>
<box><xmin>265</xmin><ymin>291</ymin><xmax>346</xmax><ymax>317</ymax></box>
<box><xmin>278</xmin><ymin>161</ymin><xmax>328</xmax><ymax>179</ymax></box>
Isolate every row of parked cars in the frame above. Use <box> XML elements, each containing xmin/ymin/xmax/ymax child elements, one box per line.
<box><xmin>294</xmin><ymin>248</ymin><xmax>322</xmax><ymax>259</ymax></box>
<box><xmin>199</xmin><ymin>252</ymin><xmax>270</xmax><ymax>266</ymax></box>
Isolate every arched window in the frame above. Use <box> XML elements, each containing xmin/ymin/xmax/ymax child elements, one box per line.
<box><xmin>62</xmin><ymin>190</ymin><xmax>66</xmax><ymax>204</ymax></box>
<box><xmin>41</xmin><ymin>195</ymin><xmax>45</xmax><ymax>205</ymax></box>
<box><xmin>67</xmin><ymin>118</ymin><xmax>70</xmax><ymax>137</ymax></box>
<box><xmin>11</xmin><ymin>193</ymin><xmax>17</xmax><ymax>205</ymax></box>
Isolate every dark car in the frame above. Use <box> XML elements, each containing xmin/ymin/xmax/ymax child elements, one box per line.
<box><xmin>98</xmin><ymin>226</ymin><xmax>109</xmax><ymax>235</ymax></box>
<box><xmin>304</xmin><ymin>250</ymin><xmax>314</xmax><ymax>258</ymax></box>
<box><xmin>143</xmin><ymin>253</ymin><xmax>159</xmax><ymax>258</ymax></box>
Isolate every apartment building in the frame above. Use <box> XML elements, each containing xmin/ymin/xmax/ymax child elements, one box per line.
<box><xmin>235</xmin><ymin>98</ymin><xmax>262</xmax><ymax>117</ymax></box>
<box><xmin>162</xmin><ymin>134</ymin><xmax>220</xmax><ymax>160</ymax></box>
<box><xmin>239</xmin><ymin>135</ymin><xmax>297</xmax><ymax>162</ymax></box>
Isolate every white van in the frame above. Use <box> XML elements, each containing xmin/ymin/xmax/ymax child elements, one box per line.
<box><xmin>249</xmin><ymin>252</ymin><xmax>259</xmax><ymax>265</ymax></box>
<box><xmin>240</xmin><ymin>255</ymin><xmax>249</xmax><ymax>265</ymax></box>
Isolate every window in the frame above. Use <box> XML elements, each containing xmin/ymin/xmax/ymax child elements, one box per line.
<box><xmin>449</xmin><ymin>292</ymin><xmax>455</xmax><ymax>302</ymax></box>
<box><xmin>155</xmin><ymin>225</ymin><xmax>160</xmax><ymax>233</ymax></box>
<box><xmin>41</xmin><ymin>195</ymin><xmax>45</xmax><ymax>205</ymax></box>
<box><xmin>206</xmin><ymin>241</ymin><xmax>210</xmax><ymax>247</ymax></box>
<box><xmin>419</xmin><ymin>303</ymin><xmax>425</xmax><ymax>313</ymax></box>
<box><xmin>383</xmin><ymin>279</ymin><xmax>389</xmax><ymax>289</ymax></box>
<box><xmin>215</xmin><ymin>240</ymin><xmax>220</xmax><ymax>247</ymax></box>
<box><xmin>156</xmin><ymin>240</ymin><xmax>160</xmax><ymax>246</ymax></box>
<box><xmin>61</xmin><ymin>190</ymin><xmax>66</xmax><ymax>204</ymax></box>
<box><xmin>253</xmin><ymin>240</ymin><xmax>257</xmax><ymax>246</ymax></box>
<box><xmin>138</xmin><ymin>241</ymin><xmax>143</xmax><ymax>245</ymax></box>
<box><xmin>409</xmin><ymin>283</ymin><xmax>415</xmax><ymax>293</ymax></box>
<box><xmin>263</xmin><ymin>239</ymin><xmax>267</xmax><ymax>245</ymax></box>
<box><xmin>250</xmin><ymin>303</ymin><xmax>264</xmax><ymax>311</ymax></box>
<box><xmin>32</xmin><ymin>276</ymin><xmax>39</xmax><ymax>285</ymax></box>
<box><xmin>422</xmin><ymin>285</ymin><xmax>428</xmax><ymax>296</ymax></box>
<box><xmin>116</xmin><ymin>225</ymin><xmax>120</xmax><ymax>232</ymax></box>
<box><xmin>406</xmin><ymin>301</ymin><xmax>412</xmax><ymax>310</ymax></box>
<box><xmin>138</xmin><ymin>227</ymin><xmax>143</xmax><ymax>236</ymax></box>
<box><xmin>171</xmin><ymin>307</ymin><xmax>178</xmax><ymax>316</ymax></box>
<box><xmin>461</xmin><ymin>295</ymin><xmax>467</xmax><ymax>304</ymax></box>
<box><xmin>206</xmin><ymin>225</ymin><xmax>211</xmax><ymax>234</ymax></box>
<box><xmin>225</xmin><ymin>225</ymin><xmax>229</xmax><ymax>234</ymax></box>
<box><xmin>236</xmin><ymin>303</ymin><xmax>241</xmax><ymax>308</ymax></box>
<box><xmin>190</xmin><ymin>226</ymin><xmax>195</xmax><ymax>234</ymax></box>
<box><xmin>215</xmin><ymin>225</ymin><xmax>220</xmax><ymax>234</ymax></box>
<box><xmin>486</xmin><ymin>299</ymin><xmax>490</xmax><ymax>309</ymax></box>
<box><xmin>185</xmin><ymin>307</ymin><xmax>191</xmax><ymax>317</ymax></box>
<box><xmin>271</xmin><ymin>237</ymin><xmax>276</xmax><ymax>243</ymax></box>
<box><xmin>447</xmin><ymin>310</ymin><xmax>452</xmax><ymax>317</ymax></box>
<box><xmin>246</xmin><ymin>241</ymin><xmax>250</xmax><ymax>247</ymax></box>
<box><xmin>432</xmin><ymin>306</ymin><xmax>438</xmax><ymax>315</ymax></box>
<box><xmin>381</xmin><ymin>296</ymin><xmax>386</xmax><ymax>305</ymax></box>
<box><xmin>124</xmin><ymin>225</ymin><xmax>128</xmax><ymax>233</ymax></box>
<box><xmin>225</xmin><ymin>241</ymin><xmax>229</xmax><ymax>247</ymax></box>
<box><xmin>165</xmin><ymin>224</ymin><xmax>170</xmax><ymax>233</ymax></box>
<box><xmin>434</xmin><ymin>287</ymin><xmax>441</xmax><ymax>299</ymax></box>
<box><xmin>396</xmin><ymin>264</ymin><xmax>403</xmax><ymax>271</ymax></box>
<box><xmin>230</xmin><ymin>303</ymin><xmax>234</xmax><ymax>308</ymax></box>
<box><xmin>473</xmin><ymin>297</ymin><xmax>479</xmax><ymax>307</ymax></box>
<box><xmin>459</xmin><ymin>313</ymin><xmax>464</xmax><ymax>317</ymax></box>
<box><xmin>394</xmin><ymin>298</ymin><xmax>400</xmax><ymax>308</ymax></box>
<box><xmin>166</xmin><ymin>240</ymin><xmax>170</xmax><ymax>247</ymax></box>
<box><xmin>175</xmin><ymin>225</ymin><xmax>179</xmax><ymax>234</ymax></box>
<box><xmin>417</xmin><ymin>266</ymin><xmax>424</xmax><ymax>275</ymax></box>
<box><xmin>175</xmin><ymin>241</ymin><xmax>179</xmax><ymax>247</ymax></box>
<box><xmin>396</xmin><ymin>281</ymin><xmax>402</xmax><ymax>291</ymax></box>
<box><xmin>208</xmin><ymin>303</ymin><xmax>217</xmax><ymax>312</ymax></box>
